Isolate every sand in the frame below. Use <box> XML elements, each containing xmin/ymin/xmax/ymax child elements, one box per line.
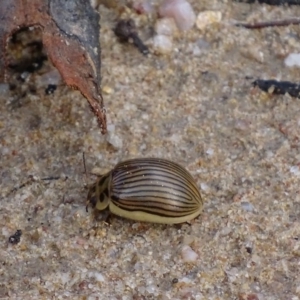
<box><xmin>1</xmin><ymin>1</ymin><xmax>300</xmax><ymax>299</ymax></box>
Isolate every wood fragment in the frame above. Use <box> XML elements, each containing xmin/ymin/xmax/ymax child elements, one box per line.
<box><xmin>0</xmin><ymin>0</ymin><xmax>107</xmax><ymax>133</ymax></box>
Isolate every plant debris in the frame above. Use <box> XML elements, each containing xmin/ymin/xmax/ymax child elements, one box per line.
<box><xmin>236</xmin><ymin>18</ymin><xmax>300</xmax><ymax>29</ymax></box>
<box><xmin>8</xmin><ymin>230</ymin><xmax>22</xmax><ymax>245</ymax></box>
<box><xmin>0</xmin><ymin>0</ymin><xmax>106</xmax><ymax>133</ymax></box>
<box><xmin>253</xmin><ymin>79</ymin><xmax>300</xmax><ymax>98</ymax></box>
<box><xmin>235</xmin><ymin>0</ymin><xmax>300</xmax><ymax>5</ymax></box>
<box><xmin>114</xmin><ymin>19</ymin><xmax>149</xmax><ymax>55</ymax></box>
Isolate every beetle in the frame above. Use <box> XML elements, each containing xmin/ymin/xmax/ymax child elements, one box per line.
<box><xmin>86</xmin><ymin>158</ymin><xmax>203</xmax><ymax>224</ymax></box>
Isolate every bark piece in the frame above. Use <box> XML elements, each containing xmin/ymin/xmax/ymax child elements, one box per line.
<box><xmin>0</xmin><ymin>0</ymin><xmax>106</xmax><ymax>133</ymax></box>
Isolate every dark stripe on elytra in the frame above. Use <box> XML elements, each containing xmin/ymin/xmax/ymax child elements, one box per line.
<box><xmin>114</xmin><ymin>202</ymin><xmax>198</xmax><ymax>217</ymax></box>
<box><xmin>115</xmin><ymin>200</ymin><xmax>199</xmax><ymax>212</ymax></box>
<box><xmin>113</xmin><ymin>168</ymin><xmax>197</xmax><ymax>192</ymax></box>
<box><xmin>112</xmin><ymin>178</ymin><xmax>200</xmax><ymax>203</ymax></box>
<box><xmin>112</xmin><ymin>186</ymin><xmax>193</xmax><ymax>203</ymax></box>
<box><xmin>116</xmin><ymin>158</ymin><xmax>188</xmax><ymax>174</ymax></box>
<box><xmin>112</xmin><ymin>178</ymin><xmax>193</xmax><ymax>197</ymax></box>
<box><xmin>113</xmin><ymin>170</ymin><xmax>192</xmax><ymax>187</ymax></box>
<box><xmin>111</xmin><ymin>195</ymin><xmax>199</xmax><ymax>208</ymax></box>
<box><xmin>112</xmin><ymin>186</ymin><xmax>200</xmax><ymax>206</ymax></box>
<box><xmin>115</xmin><ymin>167</ymin><xmax>197</xmax><ymax>190</ymax></box>
<box><xmin>112</xmin><ymin>160</ymin><xmax>201</xmax><ymax>203</ymax></box>
<box><xmin>115</xmin><ymin>159</ymin><xmax>195</xmax><ymax>182</ymax></box>
<box><xmin>111</xmin><ymin>195</ymin><xmax>197</xmax><ymax>207</ymax></box>
<box><xmin>113</xmin><ymin>164</ymin><xmax>191</xmax><ymax>182</ymax></box>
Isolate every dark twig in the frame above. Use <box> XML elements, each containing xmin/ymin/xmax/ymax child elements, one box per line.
<box><xmin>8</xmin><ymin>175</ymin><xmax>63</xmax><ymax>196</ymax></box>
<box><xmin>253</xmin><ymin>79</ymin><xmax>300</xmax><ymax>98</ymax></box>
<box><xmin>114</xmin><ymin>19</ymin><xmax>149</xmax><ymax>55</ymax></box>
<box><xmin>236</xmin><ymin>18</ymin><xmax>300</xmax><ymax>29</ymax></box>
<box><xmin>235</xmin><ymin>0</ymin><xmax>300</xmax><ymax>5</ymax></box>
<box><xmin>8</xmin><ymin>230</ymin><xmax>22</xmax><ymax>244</ymax></box>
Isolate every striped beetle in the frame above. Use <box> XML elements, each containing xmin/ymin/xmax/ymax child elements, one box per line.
<box><xmin>86</xmin><ymin>158</ymin><xmax>203</xmax><ymax>224</ymax></box>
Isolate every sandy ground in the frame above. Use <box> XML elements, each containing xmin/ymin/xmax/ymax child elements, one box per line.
<box><xmin>1</xmin><ymin>1</ymin><xmax>300</xmax><ymax>299</ymax></box>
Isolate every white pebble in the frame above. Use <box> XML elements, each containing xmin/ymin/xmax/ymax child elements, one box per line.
<box><xmin>241</xmin><ymin>201</ymin><xmax>254</xmax><ymax>212</ymax></box>
<box><xmin>2</xmin><ymin>226</ymin><xmax>10</xmax><ymax>237</ymax></box>
<box><xmin>196</xmin><ymin>11</ymin><xmax>222</xmax><ymax>31</ymax></box>
<box><xmin>178</xmin><ymin>276</ymin><xmax>192</xmax><ymax>283</ymax></box>
<box><xmin>219</xmin><ymin>226</ymin><xmax>232</xmax><ymax>236</ymax></box>
<box><xmin>133</xmin><ymin>0</ymin><xmax>154</xmax><ymax>14</ymax></box>
<box><xmin>152</xmin><ymin>35</ymin><xmax>173</xmax><ymax>54</ymax></box>
<box><xmin>90</xmin><ymin>0</ymin><xmax>98</xmax><ymax>9</ymax></box>
<box><xmin>155</xmin><ymin>18</ymin><xmax>177</xmax><ymax>36</ymax></box>
<box><xmin>225</xmin><ymin>267</ymin><xmax>239</xmax><ymax>283</ymax></box>
<box><xmin>159</xmin><ymin>0</ymin><xmax>196</xmax><ymax>31</ymax></box>
<box><xmin>106</xmin><ymin>133</ymin><xmax>123</xmax><ymax>149</ymax></box>
<box><xmin>290</xmin><ymin>165</ymin><xmax>300</xmax><ymax>176</ymax></box>
<box><xmin>146</xmin><ymin>284</ymin><xmax>157</xmax><ymax>294</ymax></box>
<box><xmin>284</xmin><ymin>53</ymin><xmax>300</xmax><ymax>67</ymax></box>
<box><xmin>0</xmin><ymin>83</ymin><xmax>10</xmax><ymax>95</ymax></box>
<box><xmin>181</xmin><ymin>245</ymin><xmax>198</xmax><ymax>263</ymax></box>
<box><xmin>200</xmin><ymin>182</ymin><xmax>209</xmax><ymax>192</ymax></box>
<box><xmin>1</xmin><ymin>147</ymin><xmax>9</xmax><ymax>156</ymax></box>
<box><xmin>102</xmin><ymin>85</ymin><xmax>114</xmax><ymax>94</ymax></box>
<box><xmin>206</xmin><ymin>148</ymin><xmax>214</xmax><ymax>156</ymax></box>
<box><xmin>107</xmin><ymin>124</ymin><xmax>115</xmax><ymax>132</ymax></box>
<box><xmin>94</xmin><ymin>272</ymin><xmax>105</xmax><ymax>282</ymax></box>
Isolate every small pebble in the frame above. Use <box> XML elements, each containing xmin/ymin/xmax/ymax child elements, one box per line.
<box><xmin>181</xmin><ymin>245</ymin><xmax>198</xmax><ymax>263</ymax></box>
<box><xmin>0</xmin><ymin>83</ymin><xmax>10</xmax><ymax>95</ymax></box>
<box><xmin>220</xmin><ymin>226</ymin><xmax>232</xmax><ymax>236</ymax></box>
<box><xmin>241</xmin><ymin>201</ymin><xmax>254</xmax><ymax>212</ymax></box>
<box><xmin>133</xmin><ymin>0</ymin><xmax>154</xmax><ymax>14</ymax></box>
<box><xmin>106</xmin><ymin>132</ymin><xmax>123</xmax><ymax>149</ymax></box>
<box><xmin>234</xmin><ymin>119</ymin><xmax>249</xmax><ymax>131</ymax></box>
<box><xmin>178</xmin><ymin>276</ymin><xmax>192</xmax><ymax>283</ymax></box>
<box><xmin>225</xmin><ymin>267</ymin><xmax>239</xmax><ymax>283</ymax></box>
<box><xmin>284</xmin><ymin>53</ymin><xmax>300</xmax><ymax>67</ymax></box>
<box><xmin>155</xmin><ymin>18</ymin><xmax>177</xmax><ymax>36</ymax></box>
<box><xmin>90</xmin><ymin>0</ymin><xmax>99</xmax><ymax>9</ymax></box>
<box><xmin>159</xmin><ymin>0</ymin><xmax>196</xmax><ymax>31</ymax></box>
<box><xmin>290</xmin><ymin>165</ymin><xmax>300</xmax><ymax>176</ymax></box>
<box><xmin>102</xmin><ymin>85</ymin><xmax>114</xmax><ymax>94</ymax></box>
<box><xmin>107</xmin><ymin>124</ymin><xmax>115</xmax><ymax>132</ymax></box>
<box><xmin>240</xmin><ymin>46</ymin><xmax>264</xmax><ymax>63</ymax></box>
<box><xmin>94</xmin><ymin>272</ymin><xmax>105</xmax><ymax>282</ymax></box>
<box><xmin>196</xmin><ymin>11</ymin><xmax>222</xmax><ymax>31</ymax></box>
<box><xmin>152</xmin><ymin>35</ymin><xmax>173</xmax><ymax>54</ymax></box>
<box><xmin>146</xmin><ymin>284</ymin><xmax>157</xmax><ymax>294</ymax></box>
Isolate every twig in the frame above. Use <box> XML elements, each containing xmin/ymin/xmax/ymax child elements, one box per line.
<box><xmin>235</xmin><ymin>0</ymin><xmax>300</xmax><ymax>5</ymax></box>
<box><xmin>8</xmin><ymin>175</ymin><xmax>63</xmax><ymax>196</ymax></box>
<box><xmin>236</xmin><ymin>18</ymin><xmax>300</xmax><ymax>29</ymax></box>
<box><xmin>253</xmin><ymin>79</ymin><xmax>300</xmax><ymax>98</ymax></box>
<box><xmin>114</xmin><ymin>19</ymin><xmax>149</xmax><ymax>55</ymax></box>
